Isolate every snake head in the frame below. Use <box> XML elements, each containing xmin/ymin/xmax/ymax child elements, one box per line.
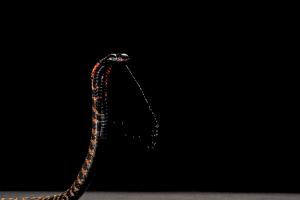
<box><xmin>104</xmin><ymin>53</ymin><xmax>130</xmax><ymax>63</ymax></box>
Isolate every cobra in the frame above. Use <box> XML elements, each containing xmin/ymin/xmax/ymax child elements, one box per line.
<box><xmin>1</xmin><ymin>53</ymin><xmax>159</xmax><ymax>200</ymax></box>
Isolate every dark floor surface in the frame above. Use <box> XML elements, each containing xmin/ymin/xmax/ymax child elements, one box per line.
<box><xmin>1</xmin><ymin>192</ymin><xmax>300</xmax><ymax>200</ymax></box>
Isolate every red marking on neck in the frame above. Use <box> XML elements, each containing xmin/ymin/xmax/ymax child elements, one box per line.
<box><xmin>91</xmin><ymin>63</ymin><xmax>100</xmax><ymax>78</ymax></box>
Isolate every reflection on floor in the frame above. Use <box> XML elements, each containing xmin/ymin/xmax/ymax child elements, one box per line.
<box><xmin>1</xmin><ymin>192</ymin><xmax>300</xmax><ymax>200</ymax></box>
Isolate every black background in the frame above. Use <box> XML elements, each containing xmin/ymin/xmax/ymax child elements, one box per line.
<box><xmin>0</xmin><ymin>3</ymin><xmax>298</xmax><ymax>193</ymax></box>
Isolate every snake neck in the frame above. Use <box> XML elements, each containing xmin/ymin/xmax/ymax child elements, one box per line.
<box><xmin>61</xmin><ymin>62</ymin><xmax>112</xmax><ymax>199</ymax></box>
<box><xmin>21</xmin><ymin>61</ymin><xmax>111</xmax><ymax>200</ymax></box>
<box><xmin>56</xmin><ymin>62</ymin><xmax>112</xmax><ymax>200</ymax></box>
<box><xmin>2</xmin><ymin>55</ymin><xmax>127</xmax><ymax>200</ymax></box>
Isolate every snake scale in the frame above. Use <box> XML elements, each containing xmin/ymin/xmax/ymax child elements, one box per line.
<box><xmin>1</xmin><ymin>53</ymin><xmax>159</xmax><ymax>200</ymax></box>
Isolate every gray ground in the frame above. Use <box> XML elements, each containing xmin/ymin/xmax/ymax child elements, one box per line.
<box><xmin>1</xmin><ymin>192</ymin><xmax>300</xmax><ymax>200</ymax></box>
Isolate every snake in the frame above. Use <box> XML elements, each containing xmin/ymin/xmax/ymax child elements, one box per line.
<box><xmin>1</xmin><ymin>53</ymin><xmax>159</xmax><ymax>200</ymax></box>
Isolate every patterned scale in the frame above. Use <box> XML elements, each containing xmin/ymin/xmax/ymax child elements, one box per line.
<box><xmin>1</xmin><ymin>53</ymin><xmax>158</xmax><ymax>200</ymax></box>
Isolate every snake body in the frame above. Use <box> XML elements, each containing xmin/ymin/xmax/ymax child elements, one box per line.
<box><xmin>1</xmin><ymin>53</ymin><xmax>152</xmax><ymax>200</ymax></box>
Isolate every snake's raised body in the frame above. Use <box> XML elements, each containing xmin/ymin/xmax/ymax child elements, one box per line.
<box><xmin>1</xmin><ymin>53</ymin><xmax>159</xmax><ymax>200</ymax></box>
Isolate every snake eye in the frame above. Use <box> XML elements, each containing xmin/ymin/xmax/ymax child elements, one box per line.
<box><xmin>120</xmin><ymin>53</ymin><xmax>129</xmax><ymax>59</ymax></box>
<box><xmin>107</xmin><ymin>54</ymin><xmax>117</xmax><ymax>61</ymax></box>
<box><xmin>119</xmin><ymin>53</ymin><xmax>129</xmax><ymax>62</ymax></box>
